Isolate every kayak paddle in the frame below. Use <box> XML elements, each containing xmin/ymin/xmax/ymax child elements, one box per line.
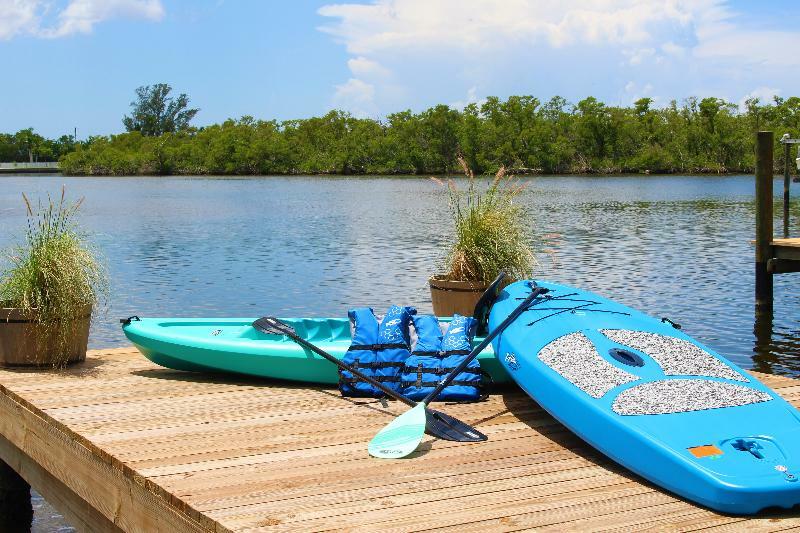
<box><xmin>252</xmin><ymin>317</ymin><xmax>485</xmax><ymax>443</ymax></box>
<box><xmin>368</xmin><ymin>284</ymin><xmax>545</xmax><ymax>459</ymax></box>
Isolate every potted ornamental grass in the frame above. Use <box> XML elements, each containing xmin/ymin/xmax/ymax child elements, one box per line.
<box><xmin>0</xmin><ymin>188</ymin><xmax>106</xmax><ymax>367</ymax></box>
<box><xmin>429</xmin><ymin>157</ymin><xmax>535</xmax><ymax>316</ymax></box>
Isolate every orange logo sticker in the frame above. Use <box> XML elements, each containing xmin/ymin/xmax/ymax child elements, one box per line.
<box><xmin>688</xmin><ymin>445</ymin><xmax>723</xmax><ymax>458</ymax></box>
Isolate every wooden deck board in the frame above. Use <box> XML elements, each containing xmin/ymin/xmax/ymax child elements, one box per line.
<box><xmin>772</xmin><ymin>238</ymin><xmax>800</xmax><ymax>262</ymax></box>
<box><xmin>772</xmin><ymin>238</ymin><xmax>800</xmax><ymax>248</ymax></box>
<box><xmin>0</xmin><ymin>349</ymin><xmax>800</xmax><ymax>531</ymax></box>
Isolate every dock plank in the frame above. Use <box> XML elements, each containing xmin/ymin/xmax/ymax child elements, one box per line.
<box><xmin>772</xmin><ymin>238</ymin><xmax>800</xmax><ymax>248</ymax></box>
<box><xmin>0</xmin><ymin>349</ymin><xmax>799</xmax><ymax>531</ymax></box>
<box><xmin>772</xmin><ymin>238</ymin><xmax>800</xmax><ymax>262</ymax></box>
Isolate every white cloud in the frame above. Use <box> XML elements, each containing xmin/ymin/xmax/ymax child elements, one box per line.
<box><xmin>661</xmin><ymin>41</ymin><xmax>686</xmax><ymax>57</ymax></box>
<box><xmin>738</xmin><ymin>86</ymin><xmax>781</xmax><ymax>112</ymax></box>
<box><xmin>318</xmin><ymin>0</ymin><xmax>719</xmax><ymax>54</ymax></box>
<box><xmin>347</xmin><ymin>56</ymin><xmax>390</xmax><ymax>78</ymax></box>
<box><xmin>0</xmin><ymin>0</ymin><xmax>40</xmax><ymax>39</ymax></box>
<box><xmin>319</xmin><ymin>0</ymin><xmax>744</xmax><ymax>113</ymax></box>
<box><xmin>44</xmin><ymin>0</ymin><xmax>164</xmax><ymax>38</ymax></box>
<box><xmin>318</xmin><ymin>0</ymin><xmax>800</xmax><ymax>115</ymax></box>
<box><xmin>0</xmin><ymin>0</ymin><xmax>164</xmax><ymax>40</ymax></box>
<box><xmin>695</xmin><ymin>30</ymin><xmax>800</xmax><ymax>68</ymax></box>
<box><xmin>625</xmin><ymin>47</ymin><xmax>656</xmax><ymax>66</ymax></box>
<box><xmin>623</xmin><ymin>80</ymin><xmax>654</xmax><ymax>104</ymax></box>
<box><xmin>450</xmin><ymin>86</ymin><xmax>485</xmax><ymax>110</ymax></box>
<box><xmin>333</xmin><ymin>78</ymin><xmax>377</xmax><ymax>117</ymax></box>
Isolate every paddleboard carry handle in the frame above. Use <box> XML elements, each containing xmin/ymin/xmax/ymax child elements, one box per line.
<box><xmin>661</xmin><ymin>317</ymin><xmax>682</xmax><ymax>329</ymax></box>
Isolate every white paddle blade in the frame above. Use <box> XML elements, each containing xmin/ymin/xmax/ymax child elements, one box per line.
<box><xmin>368</xmin><ymin>403</ymin><xmax>427</xmax><ymax>459</ymax></box>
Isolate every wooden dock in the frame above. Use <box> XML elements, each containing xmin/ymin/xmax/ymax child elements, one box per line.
<box><xmin>771</xmin><ymin>238</ymin><xmax>800</xmax><ymax>263</ymax></box>
<box><xmin>2</xmin><ymin>348</ymin><xmax>800</xmax><ymax>531</ymax></box>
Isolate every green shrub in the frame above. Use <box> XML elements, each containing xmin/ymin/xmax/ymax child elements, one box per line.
<box><xmin>437</xmin><ymin>157</ymin><xmax>535</xmax><ymax>283</ymax></box>
<box><xmin>0</xmin><ymin>188</ymin><xmax>107</xmax><ymax>366</ymax></box>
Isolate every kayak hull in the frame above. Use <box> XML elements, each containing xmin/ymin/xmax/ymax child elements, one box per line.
<box><xmin>123</xmin><ymin>317</ymin><xmax>509</xmax><ymax>385</ymax></box>
<box><xmin>490</xmin><ymin>280</ymin><xmax>800</xmax><ymax>515</ymax></box>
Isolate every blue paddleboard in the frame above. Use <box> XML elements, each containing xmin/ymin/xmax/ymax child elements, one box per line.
<box><xmin>489</xmin><ymin>280</ymin><xmax>800</xmax><ymax>514</ymax></box>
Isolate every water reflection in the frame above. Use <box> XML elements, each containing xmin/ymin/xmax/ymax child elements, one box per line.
<box><xmin>753</xmin><ymin>307</ymin><xmax>800</xmax><ymax>375</ymax></box>
<box><xmin>1</xmin><ymin>174</ymin><xmax>799</xmax><ymax>376</ymax></box>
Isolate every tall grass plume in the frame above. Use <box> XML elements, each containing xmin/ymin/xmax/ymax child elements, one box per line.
<box><xmin>434</xmin><ymin>157</ymin><xmax>535</xmax><ymax>283</ymax></box>
<box><xmin>0</xmin><ymin>187</ymin><xmax>107</xmax><ymax>366</ymax></box>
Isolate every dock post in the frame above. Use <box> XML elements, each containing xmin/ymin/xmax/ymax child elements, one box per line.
<box><xmin>783</xmin><ymin>134</ymin><xmax>791</xmax><ymax>237</ymax></box>
<box><xmin>0</xmin><ymin>460</ymin><xmax>33</xmax><ymax>532</ymax></box>
<box><xmin>752</xmin><ymin>310</ymin><xmax>775</xmax><ymax>373</ymax></box>
<box><xmin>755</xmin><ymin>131</ymin><xmax>774</xmax><ymax>313</ymax></box>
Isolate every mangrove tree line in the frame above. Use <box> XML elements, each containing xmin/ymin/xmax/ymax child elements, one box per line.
<box><xmin>6</xmin><ymin>95</ymin><xmax>800</xmax><ymax>175</ymax></box>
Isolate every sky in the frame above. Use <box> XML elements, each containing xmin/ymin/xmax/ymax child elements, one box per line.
<box><xmin>1</xmin><ymin>0</ymin><xmax>799</xmax><ymax>138</ymax></box>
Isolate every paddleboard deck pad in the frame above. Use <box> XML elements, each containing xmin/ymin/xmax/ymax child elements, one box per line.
<box><xmin>489</xmin><ymin>280</ymin><xmax>800</xmax><ymax>515</ymax></box>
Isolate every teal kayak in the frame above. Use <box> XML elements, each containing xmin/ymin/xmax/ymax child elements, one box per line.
<box><xmin>122</xmin><ymin>317</ymin><xmax>510</xmax><ymax>384</ymax></box>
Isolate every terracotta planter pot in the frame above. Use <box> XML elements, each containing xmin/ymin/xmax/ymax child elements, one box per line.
<box><xmin>429</xmin><ymin>276</ymin><xmax>490</xmax><ymax>317</ymax></box>
<box><xmin>0</xmin><ymin>305</ymin><xmax>91</xmax><ymax>367</ymax></box>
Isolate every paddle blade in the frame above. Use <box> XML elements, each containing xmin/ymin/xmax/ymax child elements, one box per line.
<box><xmin>426</xmin><ymin>409</ymin><xmax>487</xmax><ymax>442</ymax></box>
<box><xmin>253</xmin><ymin>317</ymin><xmax>295</xmax><ymax>336</ymax></box>
<box><xmin>368</xmin><ymin>403</ymin><xmax>427</xmax><ymax>459</ymax></box>
<box><xmin>472</xmin><ymin>272</ymin><xmax>506</xmax><ymax>336</ymax></box>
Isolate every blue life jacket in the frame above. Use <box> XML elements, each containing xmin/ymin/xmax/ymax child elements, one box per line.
<box><xmin>339</xmin><ymin>305</ymin><xmax>416</xmax><ymax>397</ymax></box>
<box><xmin>401</xmin><ymin>314</ymin><xmax>488</xmax><ymax>402</ymax></box>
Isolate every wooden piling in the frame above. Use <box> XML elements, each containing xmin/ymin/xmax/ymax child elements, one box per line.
<box><xmin>0</xmin><ymin>460</ymin><xmax>33</xmax><ymax>532</ymax></box>
<box><xmin>755</xmin><ymin>131</ymin><xmax>774</xmax><ymax>313</ymax></box>
<box><xmin>784</xmin><ymin>136</ymin><xmax>791</xmax><ymax>237</ymax></box>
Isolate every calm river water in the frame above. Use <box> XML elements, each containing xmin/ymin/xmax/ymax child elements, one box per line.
<box><xmin>1</xmin><ymin>173</ymin><xmax>799</xmax><ymax>530</ymax></box>
<box><xmin>1</xmin><ymin>174</ymin><xmax>799</xmax><ymax>375</ymax></box>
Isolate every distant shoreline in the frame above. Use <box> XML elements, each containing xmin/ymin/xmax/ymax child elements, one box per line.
<box><xmin>9</xmin><ymin>95</ymin><xmax>798</xmax><ymax>179</ymax></box>
<box><xmin>2</xmin><ymin>170</ymin><xmax>763</xmax><ymax>178</ymax></box>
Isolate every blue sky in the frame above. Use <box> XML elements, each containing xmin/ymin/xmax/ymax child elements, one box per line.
<box><xmin>1</xmin><ymin>0</ymin><xmax>799</xmax><ymax>138</ymax></box>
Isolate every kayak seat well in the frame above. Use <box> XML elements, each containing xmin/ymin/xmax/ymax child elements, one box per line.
<box><xmin>241</xmin><ymin>316</ymin><xmax>485</xmax><ymax>348</ymax></box>
<box><xmin>244</xmin><ymin>318</ymin><xmax>352</xmax><ymax>342</ymax></box>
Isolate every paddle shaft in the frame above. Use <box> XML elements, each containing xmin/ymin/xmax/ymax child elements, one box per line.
<box><xmin>421</xmin><ymin>286</ymin><xmax>544</xmax><ymax>405</ymax></box>
<box><xmin>279</xmin><ymin>328</ymin><xmax>416</xmax><ymax>408</ymax></box>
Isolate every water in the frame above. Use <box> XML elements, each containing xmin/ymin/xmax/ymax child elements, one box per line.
<box><xmin>1</xmin><ymin>174</ymin><xmax>798</xmax><ymax>373</ymax></box>
<box><xmin>0</xmin><ymin>173</ymin><xmax>798</xmax><ymax>529</ymax></box>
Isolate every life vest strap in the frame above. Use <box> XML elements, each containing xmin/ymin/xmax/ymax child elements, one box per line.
<box><xmin>347</xmin><ymin>342</ymin><xmax>408</xmax><ymax>351</ymax></box>
<box><xmin>350</xmin><ymin>361</ymin><xmax>406</xmax><ymax>369</ymax></box>
<box><xmin>412</xmin><ymin>366</ymin><xmax>483</xmax><ymax>376</ymax></box>
<box><xmin>410</xmin><ymin>349</ymin><xmax>471</xmax><ymax>357</ymax></box>
<box><xmin>402</xmin><ymin>380</ymin><xmax>482</xmax><ymax>388</ymax></box>
<box><xmin>339</xmin><ymin>375</ymin><xmax>402</xmax><ymax>384</ymax></box>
